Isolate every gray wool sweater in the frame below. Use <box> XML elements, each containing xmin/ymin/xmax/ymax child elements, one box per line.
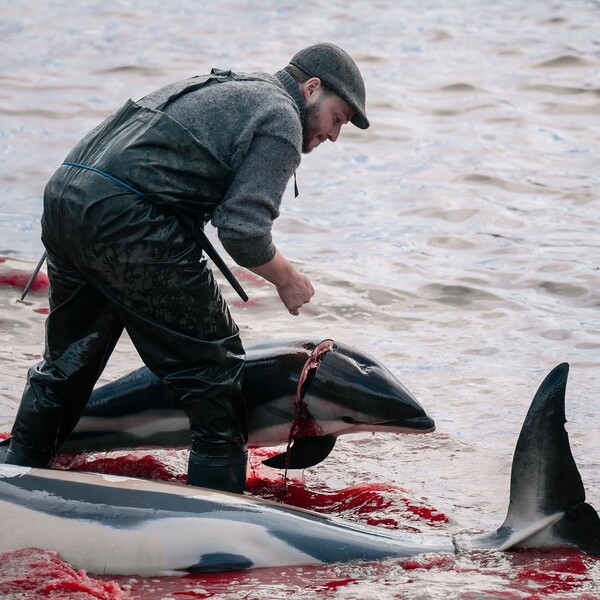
<box><xmin>139</xmin><ymin>69</ymin><xmax>305</xmax><ymax>268</ymax></box>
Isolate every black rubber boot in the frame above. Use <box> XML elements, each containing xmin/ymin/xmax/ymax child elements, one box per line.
<box><xmin>187</xmin><ymin>446</ymin><xmax>248</xmax><ymax>493</ymax></box>
<box><xmin>4</xmin><ymin>439</ymin><xmax>50</xmax><ymax>468</ymax></box>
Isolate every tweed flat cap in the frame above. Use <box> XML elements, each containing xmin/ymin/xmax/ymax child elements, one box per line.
<box><xmin>290</xmin><ymin>43</ymin><xmax>369</xmax><ymax>129</ymax></box>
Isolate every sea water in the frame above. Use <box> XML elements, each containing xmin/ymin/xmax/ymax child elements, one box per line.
<box><xmin>1</xmin><ymin>1</ymin><xmax>599</xmax><ymax>598</ymax></box>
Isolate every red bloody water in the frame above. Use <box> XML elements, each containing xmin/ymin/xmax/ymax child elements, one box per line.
<box><xmin>230</xmin><ymin>269</ymin><xmax>265</xmax><ymax>286</ymax></box>
<box><xmin>1</xmin><ymin>448</ymin><xmax>599</xmax><ymax>599</ymax></box>
<box><xmin>0</xmin><ymin>548</ymin><xmax>128</xmax><ymax>600</ymax></box>
<box><xmin>229</xmin><ymin>269</ymin><xmax>265</xmax><ymax>307</ymax></box>
<box><xmin>0</xmin><ymin>269</ymin><xmax>49</xmax><ymax>294</ymax></box>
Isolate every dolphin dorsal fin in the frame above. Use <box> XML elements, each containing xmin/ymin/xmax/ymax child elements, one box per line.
<box><xmin>506</xmin><ymin>363</ymin><xmax>584</xmax><ymax>521</ymax></box>
<box><xmin>481</xmin><ymin>363</ymin><xmax>600</xmax><ymax>553</ymax></box>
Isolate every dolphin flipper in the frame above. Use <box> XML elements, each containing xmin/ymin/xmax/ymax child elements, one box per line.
<box><xmin>261</xmin><ymin>435</ymin><xmax>337</xmax><ymax>469</ymax></box>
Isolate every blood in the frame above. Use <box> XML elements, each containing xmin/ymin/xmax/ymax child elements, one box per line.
<box><xmin>292</xmin><ymin>339</ymin><xmax>333</xmax><ymax>436</ymax></box>
<box><xmin>403</xmin><ymin>500</ymin><xmax>448</xmax><ymax>523</ymax></box>
<box><xmin>0</xmin><ymin>269</ymin><xmax>49</xmax><ymax>293</ymax></box>
<box><xmin>225</xmin><ymin>269</ymin><xmax>265</xmax><ymax>306</ymax></box>
<box><xmin>246</xmin><ymin>466</ymin><xmax>448</xmax><ymax>529</ymax></box>
<box><xmin>0</xmin><ymin>548</ymin><xmax>129</xmax><ymax>600</ymax></box>
<box><xmin>230</xmin><ymin>269</ymin><xmax>265</xmax><ymax>286</ymax></box>
<box><xmin>512</xmin><ymin>549</ymin><xmax>593</xmax><ymax>595</ymax></box>
<box><xmin>52</xmin><ymin>452</ymin><xmax>186</xmax><ymax>483</ymax></box>
<box><xmin>231</xmin><ymin>298</ymin><xmax>261</xmax><ymax>308</ymax></box>
<box><xmin>275</xmin><ymin>340</ymin><xmax>333</xmax><ymax>483</ymax></box>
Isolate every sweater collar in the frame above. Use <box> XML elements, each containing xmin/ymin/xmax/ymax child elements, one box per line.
<box><xmin>275</xmin><ymin>69</ymin><xmax>306</xmax><ymax>126</ymax></box>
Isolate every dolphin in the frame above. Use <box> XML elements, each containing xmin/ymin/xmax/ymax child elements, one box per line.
<box><xmin>50</xmin><ymin>339</ymin><xmax>436</xmax><ymax>468</ymax></box>
<box><xmin>0</xmin><ymin>362</ymin><xmax>598</xmax><ymax>576</ymax></box>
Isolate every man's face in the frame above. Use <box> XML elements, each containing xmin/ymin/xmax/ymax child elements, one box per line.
<box><xmin>302</xmin><ymin>81</ymin><xmax>355</xmax><ymax>154</ymax></box>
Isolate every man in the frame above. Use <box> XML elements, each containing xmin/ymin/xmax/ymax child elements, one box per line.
<box><xmin>5</xmin><ymin>42</ymin><xmax>369</xmax><ymax>493</ymax></box>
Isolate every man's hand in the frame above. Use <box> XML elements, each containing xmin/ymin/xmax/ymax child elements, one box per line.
<box><xmin>275</xmin><ymin>271</ymin><xmax>314</xmax><ymax>315</ymax></box>
<box><xmin>248</xmin><ymin>250</ymin><xmax>315</xmax><ymax>315</ymax></box>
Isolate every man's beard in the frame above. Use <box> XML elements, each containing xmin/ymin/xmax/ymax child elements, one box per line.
<box><xmin>302</xmin><ymin>100</ymin><xmax>322</xmax><ymax>154</ymax></box>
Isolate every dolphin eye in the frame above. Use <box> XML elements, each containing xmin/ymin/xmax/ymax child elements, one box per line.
<box><xmin>341</xmin><ymin>416</ymin><xmax>359</xmax><ymax>424</ymax></box>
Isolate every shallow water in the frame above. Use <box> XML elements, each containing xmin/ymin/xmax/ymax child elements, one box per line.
<box><xmin>1</xmin><ymin>0</ymin><xmax>600</xmax><ymax>598</ymax></box>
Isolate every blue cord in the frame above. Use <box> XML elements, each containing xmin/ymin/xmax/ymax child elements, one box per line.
<box><xmin>62</xmin><ymin>162</ymin><xmax>149</xmax><ymax>199</ymax></box>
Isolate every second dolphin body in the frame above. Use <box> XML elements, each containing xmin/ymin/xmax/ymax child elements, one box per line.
<box><xmin>0</xmin><ymin>362</ymin><xmax>598</xmax><ymax>575</ymax></box>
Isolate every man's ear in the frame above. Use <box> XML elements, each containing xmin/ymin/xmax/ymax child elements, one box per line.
<box><xmin>301</xmin><ymin>77</ymin><xmax>322</xmax><ymax>101</ymax></box>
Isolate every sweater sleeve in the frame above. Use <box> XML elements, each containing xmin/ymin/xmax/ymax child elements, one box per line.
<box><xmin>211</xmin><ymin>132</ymin><xmax>300</xmax><ymax>268</ymax></box>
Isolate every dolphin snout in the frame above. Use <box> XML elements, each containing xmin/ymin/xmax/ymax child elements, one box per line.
<box><xmin>383</xmin><ymin>415</ymin><xmax>436</xmax><ymax>432</ymax></box>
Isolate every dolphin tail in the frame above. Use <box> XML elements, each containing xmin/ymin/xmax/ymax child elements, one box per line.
<box><xmin>474</xmin><ymin>363</ymin><xmax>600</xmax><ymax>553</ymax></box>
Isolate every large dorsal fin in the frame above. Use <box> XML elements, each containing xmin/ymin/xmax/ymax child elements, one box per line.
<box><xmin>476</xmin><ymin>363</ymin><xmax>600</xmax><ymax>553</ymax></box>
<box><xmin>507</xmin><ymin>363</ymin><xmax>583</xmax><ymax>520</ymax></box>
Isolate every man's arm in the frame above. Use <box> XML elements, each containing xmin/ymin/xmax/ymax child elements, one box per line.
<box><xmin>248</xmin><ymin>249</ymin><xmax>314</xmax><ymax>315</ymax></box>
